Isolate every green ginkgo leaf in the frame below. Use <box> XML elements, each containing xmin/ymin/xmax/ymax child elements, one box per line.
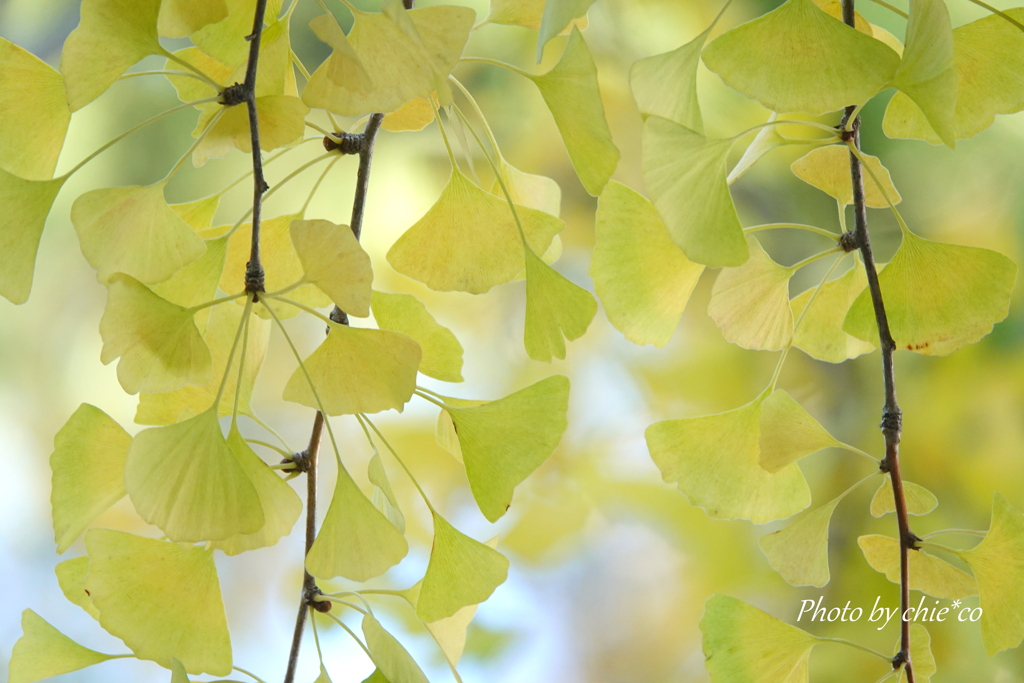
<box><xmin>417</xmin><ymin>513</ymin><xmax>509</xmax><ymax>623</ymax></box>
<box><xmin>629</xmin><ymin>22</ymin><xmax>710</xmax><ymax>132</ymax></box>
<box><xmin>869</xmin><ymin>480</ymin><xmax>938</xmax><ymax>517</ymax></box>
<box><xmin>124</xmin><ymin>408</ymin><xmax>264</xmax><ymax>542</ymax></box>
<box><xmin>313</xmin><ymin>663</ymin><xmax>333</xmax><ymax>683</ymax></box>
<box><xmin>291</xmin><ymin>219</ymin><xmax>372</xmax><ymax>318</ymax></box>
<box><xmin>727</xmin><ymin>115</ymin><xmax>793</xmax><ymax>185</ymax></box>
<box><xmin>700</xmin><ymin>594</ymin><xmax>820</xmax><ymax>683</ymax></box>
<box><xmin>591</xmin><ymin>181</ymin><xmax>703</xmax><ymax>348</ymax></box>
<box><xmin>434</xmin><ymin>398</ymin><xmax>487</xmax><ymax>463</ymax></box>
<box><xmin>701</xmin><ymin>0</ymin><xmax>900</xmax><ymax>115</ymax></box>
<box><xmin>493</xmin><ymin>155</ymin><xmax>562</xmax><ymax>217</ymax></box>
<box><xmin>362</xmin><ymin>614</ymin><xmax>428</xmax><ymax>683</ymax></box>
<box><xmin>843</xmin><ymin>231</ymin><xmax>1016</xmax><ymax>355</ymax></box>
<box><xmin>858</xmin><ymin>534</ymin><xmax>978</xmax><ymax>599</ymax></box>
<box><xmin>396</xmin><ymin>578</ymin><xmax>483</xmax><ymax>667</ymax></box>
<box><xmin>8</xmin><ymin>610</ymin><xmax>118</xmax><ymax>683</ymax></box>
<box><xmin>758</xmin><ymin>389</ymin><xmax>841</xmax><ymax>473</ymax></box>
<box><xmin>528</xmin><ymin>29</ymin><xmax>619</xmax><ymax>196</ymax></box>
<box><xmin>372</xmin><ymin>291</ymin><xmax>463</xmax><ymax>382</ymax></box>
<box><xmin>646</xmin><ymin>395</ymin><xmax>811</xmax><ymax>524</ymax></box>
<box><xmin>957</xmin><ymin>492</ymin><xmax>1024</xmax><ymax>654</ymax></box>
<box><xmin>72</xmin><ymin>182</ymin><xmax>207</xmax><ymax>285</ymax></box>
<box><xmin>193</xmin><ymin>96</ymin><xmax>309</xmax><ymax>166</ymax></box>
<box><xmin>642</xmin><ymin>116</ymin><xmax>746</xmax><ymax>267</ymax></box>
<box><xmin>0</xmin><ymin>39</ymin><xmax>71</xmax><ymax>180</ymax></box>
<box><xmin>99</xmin><ymin>274</ymin><xmax>212</xmax><ymax>394</ymax></box>
<box><xmin>84</xmin><ymin>529</ymin><xmax>232</xmax><ymax>675</ymax></box>
<box><xmin>536</xmin><ymin>0</ymin><xmax>596</xmax><ymax>61</ymax></box>
<box><xmin>523</xmin><ymin>247</ymin><xmax>597</xmax><ymax>362</ymax></box>
<box><xmin>487</xmin><ymin>0</ymin><xmax>588</xmax><ymax>34</ymax></box>
<box><xmin>369</xmin><ymin>453</ymin><xmax>405</xmax><ymax>534</ymax></box>
<box><xmin>50</xmin><ymin>404</ymin><xmax>131</xmax><ymax>553</ymax></box>
<box><xmin>55</xmin><ymin>557</ymin><xmax>100</xmax><ymax>620</ymax></box>
<box><xmin>708</xmin><ymin>237</ymin><xmax>794</xmax><ymax>351</ymax></box>
<box><xmin>791</xmin><ymin>146</ymin><xmax>901</xmax><ymax>208</ymax></box>
<box><xmin>892</xmin><ymin>624</ymin><xmax>936</xmax><ymax>683</ymax></box>
<box><xmin>283</xmin><ymin>323</ymin><xmax>420</xmax><ymax>415</ymax></box>
<box><xmin>305</xmin><ymin>465</ymin><xmax>408</xmax><ymax>581</ymax></box>
<box><xmin>446</xmin><ymin>376</ymin><xmax>570</xmax><ymax>522</ymax></box>
<box><xmin>790</xmin><ymin>262</ymin><xmax>875</xmax><ymax>363</ymax></box>
<box><xmin>158</xmin><ymin>0</ymin><xmax>228</xmax><ymax>38</ymax></box>
<box><xmin>760</xmin><ymin>492</ymin><xmax>845</xmax><ymax>587</ymax></box>
<box><xmin>0</xmin><ymin>170</ymin><xmax>65</xmax><ymax>305</ymax></box>
<box><xmin>150</xmin><ymin>236</ymin><xmax>227</xmax><ymax>314</ymax></box>
<box><xmin>386</xmin><ymin>169</ymin><xmax>563</xmax><ymax>294</ymax></box>
<box><xmin>171</xmin><ymin>195</ymin><xmax>221</xmax><ymax>231</ymax></box>
<box><xmin>165</xmin><ymin>47</ymin><xmax>234</xmax><ymax>104</ymax></box>
<box><xmin>192</xmin><ymin>0</ymin><xmax>285</xmax><ymax>67</ymax></box>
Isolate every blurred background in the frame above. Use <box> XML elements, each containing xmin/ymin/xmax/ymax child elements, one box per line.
<box><xmin>2</xmin><ymin>0</ymin><xmax>1024</xmax><ymax>680</ymax></box>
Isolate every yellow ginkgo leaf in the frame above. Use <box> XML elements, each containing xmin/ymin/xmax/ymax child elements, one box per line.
<box><xmin>642</xmin><ymin>116</ymin><xmax>746</xmax><ymax>267</ymax></box>
<box><xmin>701</xmin><ymin>0</ymin><xmax>900</xmax><ymax>115</ymax></box>
<box><xmin>536</xmin><ymin>0</ymin><xmax>595</xmax><ymax>60</ymax></box>
<box><xmin>150</xmin><ymin>236</ymin><xmax>228</xmax><ymax>313</ymax></box>
<box><xmin>192</xmin><ymin>96</ymin><xmax>309</xmax><ymax>166</ymax></box>
<box><xmin>758</xmin><ymin>389</ymin><xmax>841</xmax><ymax>473</ymax></box>
<box><xmin>362</xmin><ymin>614</ymin><xmax>429</xmax><ymax>683</ymax></box>
<box><xmin>487</xmin><ymin>0</ymin><xmax>588</xmax><ymax>34</ymax></box>
<box><xmin>387</xmin><ymin>169</ymin><xmax>563</xmax><ymax>294</ymax></box>
<box><xmin>760</xmin><ymin>492</ymin><xmax>845</xmax><ymax>586</ymax></box>
<box><xmin>100</xmin><ymin>274</ymin><xmax>212</xmax><ymax>394</ymax></box>
<box><xmin>164</xmin><ymin>47</ymin><xmax>234</xmax><ymax>104</ymax></box>
<box><xmin>368</xmin><ymin>453</ymin><xmax>405</xmax><ymax>534</ymax></box>
<box><xmin>592</xmin><ymin>181</ymin><xmax>704</xmax><ymax>348</ymax></box>
<box><xmin>708</xmin><ymin>237</ymin><xmax>794</xmax><ymax>351</ymax></box>
<box><xmin>645</xmin><ymin>396</ymin><xmax>811</xmax><ymax>524</ymax></box>
<box><xmin>60</xmin><ymin>0</ymin><xmax>164</xmax><ymax>110</ymax></box>
<box><xmin>8</xmin><ymin>610</ymin><xmax>118</xmax><ymax>683</ymax></box>
<box><xmin>843</xmin><ymin>231</ymin><xmax>1016</xmax><ymax>356</ymax></box>
<box><xmin>283</xmin><ymin>323</ymin><xmax>420</xmax><ymax>415</ymax></box>
<box><xmin>728</xmin><ymin>115</ymin><xmax>793</xmax><ymax>185</ymax></box>
<box><xmin>629</xmin><ymin>22</ymin><xmax>710</xmax><ymax>133</ymax></box>
<box><xmin>700</xmin><ymin>594</ymin><xmax>821</xmax><ymax>683</ymax></box>
<box><xmin>291</xmin><ymin>219</ymin><xmax>373</xmax><ymax>318</ymax></box>
<box><xmin>170</xmin><ymin>194</ymin><xmax>221</xmax><ymax>230</ymax></box>
<box><xmin>72</xmin><ymin>182</ymin><xmax>206</xmax><ymax>285</ymax></box>
<box><xmin>434</xmin><ymin>399</ymin><xmax>488</xmax><ymax>462</ymax></box>
<box><xmin>136</xmin><ymin>304</ymin><xmax>269</xmax><ymax>425</ymax></box>
<box><xmin>125</xmin><ymin>407</ymin><xmax>264</xmax><ymax>542</ymax></box>
<box><xmin>790</xmin><ymin>145</ymin><xmax>901</xmax><ymax>208</ymax></box>
<box><xmin>0</xmin><ymin>171</ymin><xmax>65</xmax><ymax>305</ymax></box>
<box><xmin>447</xmin><ymin>376</ymin><xmax>569</xmax><ymax>522</ymax></box>
<box><xmin>528</xmin><ymin>28</ymin><xmax>619</xmax><ymax>196</ymax></box>
<box><xmin>50</xmin><ymin>404</ymin><xmax>131</xmax><ymax>553</ymax></box>
<box><xmin>372</xmin><ymin>291</ymin><xmax>463</xmax><ymax>382</ymax></box>
<box><xmin>870</xmin><ymin>480</ymin><xmax>938</xmax><ymax>517</ymax></box>
<box><xmin>893</xmin><ymin>624</ymin><xmax>936</xmax><ymax>683</ymax></box>
<box><xmin>191</xmin><ymin>0</ymin><xmax>285</xmax><ymax>67</ymax></box>
<box><xmin>84</xmin><ymin>529</ymin><xmax>232</xmax><ymax>675</ymax></box>
<box><xmin>382</xmin><ymin>96</ymin><xmax>435</xmax><ymax>132</ymax></box>
<box><xmin>396</xmin><ymin>578</ymin><xmax>483</xmax><ymax>667</ymax></box>
<box><xmin>55</xmin><ymin>557</ymin><xmax>100</xmax><ymax>620</ymax></box>
<box><xmin>0</xmin><ymin>39</ymin><xmax>70</xmax><ymax>180</ymax></box>
<box><xmin>524</xmin><ymin>247</ymin><xmax>597</xmax><ymax>362</ymax></box>
<box><xmin>858</xmin><ymin>535</ymin><xmax>978</xmax><ymax>599</ymax></box>
<box><xmin>493</xmin><ymin>155</ymin><xmax>561</xmax><ymax>217</ymax></box>
<box><xmin>957</xmin><ymin>492</ymin><xmax>1024</xmax><ymax>654</ymax></box>
<box><xmin>158</xmin><ymin>0</ymin><xmax>228</xmax><ymax>38</ymax></box>
<box><xmin>417</xmin><ymin>513</ymin><xmax>509</xmax><ymax>623</ymax></box>
<box><xmin>305</xmin><ymin>465</ymin><xmax>408</xmax><ymax>581</ymax></box>
<box><xmin>790</xmin><ymin>262</ymin><xmax>875</xmax><ymax>363</ymax></box>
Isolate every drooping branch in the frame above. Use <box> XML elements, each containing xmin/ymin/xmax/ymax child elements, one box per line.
<box><xmin>241</xmin><ymin>0</ymin><xmax>270</xmax><ymax>295</ymax></box>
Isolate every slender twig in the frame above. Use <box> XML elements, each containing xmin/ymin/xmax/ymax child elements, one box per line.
<box><xmin>242</xmin><ymin>0</ymin><xmax>271</xmax><ymax>296</ymax></box>
<box><xmin>842</xmin><ymin>2</ymin><xmax>915</xmax><ymax>679</ymax></box>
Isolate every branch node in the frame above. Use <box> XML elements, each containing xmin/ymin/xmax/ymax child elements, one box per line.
<box><xmin>880</xmin><ymin>409</ymin><xmax>903</xmax><ymax>440</ymax></box>
<box><xmin>220</xmin><ymin>83</ymin><xmax>249</xmax><ymax>106</ymax></box>
<box><xmin>283</xmin><ymin>449</ymin><xmax>312</xmax><ymax>474</ymax></box>
<box><xmin>907</xmin><ymin>530</ymin><xmax>923</xmax><ymax>550</ymax></box>
<box><xmin>839</xmin><ymin>231</ymin><xmax>859</xmax><ymax>252</ymax></box>
<box><xmin>892</xmin><ymin>650</ymin><xmax>908</xmax><ymax>670</ymax></box>
<box><xmin>329</xmin><ymin>307</ymin><xmax>349</xmax><ymax>326</ymax></box>
<box><xmin>303</xmin><ymin>586</ymin><xmax>332</xmax><ymax>613</ymax></box>
<box><xmin>323</xmin><ymin>132</ymin><xmax>365</xmax><ymax>155</ymax></box>
<box><xmin>244</xmin><ymin>261</ymin><xmax>265</xmax><ymax>295</ymax></box>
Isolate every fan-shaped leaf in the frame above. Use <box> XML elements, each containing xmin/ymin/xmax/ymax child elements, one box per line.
<box><xmin>858</xmin><ymin>534</ymin><xmax>978</xmax><ymax>599</ymax></box>
<box><xmin>791</xmin><ymin>145</ymin><xmax>901</xmax><ymax>207</ymax></box>
<box><xmin>372</xmin><ymin>291</ymin><xmax>463</xmax><ymax>382</ymax></box>
<box><xmin>291</xmin><ymin>219</ymin><xmax>372</xmax><ymax>318</ymax></box>
<box><xmin>193</xmin><ymin>96</ymin><xmax>309</xmax><ymax>166</ymax></box>
<box><xmin>158</xmin><ymin>0</ymin><xmax>228</xmax><ymax>38</ymax></box>
<box><xmin>8</xmin><ymin>610</ymin><xmax>117</xmax><ymax>683</ymax></box>
<box><xmin>523</xmin><ymin>247</ymin><xmax>597</xmax><ymax>362</ymax></box>
<box><xmin>487</xmin><ymin>0</ymin><xmax>587</xmax><ymax>34</ymax></box>
<box><xmin>55</xmin><ymin>557</ymin><xmax>99</xmax><ymax>620</ymax></box>
<box><xmin>362</xmin><ymin>614</ymin><xmax>428</xmax><ymax>683</ymax></box>
<box><xmin>629</xmin><ymin>23</ymin><xmax>709</xmax><ymax>132</ymax></box>
<box><xmin>870</xmin><ymin>480</ymin><xmax>937</xmax><ymax>517</ymax></box>
<box><xmin>760</xmin><ymin>493</ymin><xmax>845</xmax><ymax>587</ymax></box>
<box><xmin>537</xmin><ymin>0</ymin><xmax>596</xmax><ymax>61</ymax></box>
<box><xmin>493</xmin><ymin>156</ymin><xmax>561</xmax><ymax>217</ymax></box>
<box><xmin>0</xmin><ymin>171</ymin><xmax>65</xmax><ymax>305</ymax></box>
<box><xmin>382</xmin><ymin>97</ymin><xmax>434</xmax><ymax>132</ymax></box>
<box><xmin>758</xmin><ymin>389</ymin><xmax>841</xmax><ymax>473</ymax></box>
<box><xmin>790</xmin><ymin>262</ymin><xmax>875</xmax><ymax>363</ymax></box>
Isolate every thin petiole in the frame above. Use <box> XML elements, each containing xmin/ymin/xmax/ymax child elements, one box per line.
<box><xmin>317</xmin><ymin>596</ymin><xmax>368</xmax><ymax>614</ymax></box>
<box><xmin>731</xmin><ymin>118</ymin><xmax>842</xmax><ymax>140</ymax></box>
<box><xmin>744</xmin><ymin>223</ymin><xmax>841</xmax><ymax>240</ymax></box>
<box><xmin>251</xmin><ymin>414</ymin><xmax>294</xmax><ymax>453</ymax></box>
<box><xmin>119</xmin><ymin>69</ymin><xmax>210</xmax><ymax>83</ymax></box>
<box><xmin>213</xmin><ymin>299</ymin><xmax>253</xmax><ymax>408</ymax></box>
<box><xmin>920</xmin><ymin>528</ymin><xmax>986</xmax><ymax>540</ymax></box>
<box><xmin>262</xmin><ymin>279</ymin><xmax>307</xmax><ymax>300</ymax></box>
<box><xmin>846</xmin><ymin>142</ymin><xmax>911</xmax><ymax>234</ymax></box>
<box><xmin>459</xmin><ymin>55</ymin><xmax>531</xmax><ymax>78</ymax></box>
<box><xmin>358</xmin><ymin>414</ymin><xmax>436</xmax><ymax>513</ymax></box>
<box><xmin>413</xmin><ymin>389</ymin><xmax>447</xmax><ymax>409</ymax></box>
<box><xmin>247</xmin><ymin>439</ymin><xmax>293</xmax><ymax>457</ymax></box>
<box><xmin>787</xmin><ymin>246</ymin><xmax>844</xmax><ymax>273</ymax></box>
<box><xmin>273</xmin><ymin>297</ymin><xmax>334</xmax><ymax>326</ymax></box>
<box><xmin>301</xmin><ymin>155</ymin><xmax>342</xmax><ymax>216</ymax></box>
<box><xmin>234</xmin><ymin>666</ymin><xmax>269</xmax><ymax>683</ymax></box>
<box><xmin>165</xmin><ymin>109</ymin><xmax>225</xmax><ymax>180</ymax></box>
<box><xmin>864</xmin><ymin>0</ymin><xmax>909</xmax><ymax>18</ymax></box>
<box><xmin>226</xmin><ymin>153</ymin><xmax>334</xmax><ymax>237</ymax></box>
<box><xmin>820</xmin><ymin>636</ymin><xmax>892</xmax><ymax>662</ymax></box>
<box><xmin>188</xmin><ymin>290</ymin><xmax>249</xmax><ymax>314</ymax></box>
<box><xmin>161</xmin><ymin>49</ymin><xmax>225</xmax><ymax>90</ymax></box>
<box><xmin>964</xmin><ymin>0</ymin><xmax>1024</xmax><ymax>33</ymax></box>
<box><xmin>324</xmin><ymin>611</ymin><xmax>374</xmax><ymax>659</ymax></box>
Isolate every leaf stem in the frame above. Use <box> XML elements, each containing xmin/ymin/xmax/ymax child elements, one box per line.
<box><xmin>161</xmin><ymin>49</ymin><xmax>224</xmax><ymax>90</ymax></box>
<box><xmin>273</xmin><ymin>297</ymin><xmax>334</xmax><ymax>325</ymax></box>
<box><xmin>246</xmin><ymin>439</ymin><xmax>292</xmax><ymax>457</ymax></box>
<box><xmin>920</xmin><ymin>528</ymin><xmax>985</xmax><ymax>540</ymax></box>
<box><xmin>787</xmin><ymin>246</ymin><xmax>844</xmax><ymax>273</ymax></box>
<box><xmin>414</xmin><ymin>389</ymin><xmax>447</xmax><ymax>409</ymax></box>
<box><xmin>864</xmin><ymin>0</ymin><xmax>909</xmax><ymax>18</ymax></box>
<box><xmin>744</xmin><ymin>223</ymin><xmax>841</xmax><ymax>240</ymax></box>
<box><xmin>165</xmin><ymin>108</ymin><xmax>224</xmax><ymax>180</ymax></box>
<box><xmin>213</xmin><ymin>299</ymin><xmax>253</xmax><ymax>407</ymax></box>
<box><xmin>323</xmin><ymin>611</ymin><xmax>374</xmax><ymax>659</ymax></box>
<box><xmin>459</xmin><ymin>56</ymin><xmax>532</xmax><ymax>78</ymax></box>
<box><xmin>188</xmin><ymin>290</ymin><xmax>249</xmax><ymax>314</ymax></box>
<box><xmin>233</xmin><ymin>666</ymin><xmax>269</xmax><ymax>683</ymax></box>
<box><xmin>357</xmin><ymin>414</ymin><xmax>436</xmax><ymax>513</ymax></box>
<box><xmin>225</xmin><ymin>153</ymin><xmax>334</xmax><ymax>238</ymax></box>
<box><xmin>820</xmin><ymin>636</ymin><xmax>892</xmax><ymax>662</ymax></box>
<box><xmin>964</xmin><ymin>0</ymin><xmax>1024</xmax><ymax>33</ymax></box>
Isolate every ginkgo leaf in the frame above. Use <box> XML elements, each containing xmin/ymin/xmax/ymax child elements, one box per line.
<box><xmin>889</xmin><ymin>0</ymin><xmax>957</xmax><ymax>148</ymax></box>
<box><xmin>60</xmin><ymin>0</ymin><xmax>164</xmax><ymax>110</ymax></box>
<box><xmin>433</xmin><ymin>399</ymin><xmax>487</xmax><ymax>463</ymax></box>
<box><xmin>646</xmin><ymin>395</ymin><xmax>811</xmax><ymax>524</ymax></box>
<box><xmin>305</xmin><ymin>465</ymin><xmax>408</xmax><ymax>581</ymax></box>
<box><xmin>382</xmin><ymin>97</ymin><xmax>435</xmax><ymax>132</ymax></box>
<box><xmin>170</xmin><ymin>658</ymin><xmax>190</xmax><ymax>683</ymax></box>
<box><xmin>72</xmin><ymin>182</ymin><xmax>206</xmax><ymax>285</ymax></box>
<box><xmin>870</xmin><ymin>480</ymin><xmax>938</xmax><ymax>517</ymax></box>
<box><xmin>592</xmin><ymin>181</ymin><xmax>704</xmax><ymax>348</ymax></box>
<box><xmin>957</xmin><ymin>492</ymin><xmax>1024</xmax><ymax>654</ymax></box>
<box><xmin>493</xmin><ymin>155</ymin><xmax>562</xmax><ymax>217</ymax></box>
<box><xmin>487</xmin><ymin>0</ymin><xmax>587</xmax><ymax>34</ymax></box>
<box><xmin>0</xmin><ymin>171</ymin><xmax>65</xmax><ymax>305</ymax></box>
<box><xmin>193</xmin><ymin>96</ymin><xmax>309</xmax><ymax>166</ymax></box>
<box><xmin>702</xmin><ymin>0</ymin><xmax>900</xmax><ymax>115</ymax></box>
<box><xmin>858</xmin><ymin>535</ymin><xmax>978</xmax><ymax>599</ymax></box>
<box><xmin>528</xmin><ymin>29</ymin><xmax>619</xmax><ymax>196</ymax></box>
<box><xmin>883</xmin><ymin>9</ymin><xmax>1024</xmax><ymax>144</ymax></box>
<box><xmin>727</xmin><ymin>116</ymin><xmax>792</xmax><ymax>185</ymax></box>
<box><xmin>84</xmin><ymin>529</ymin><xmax>232</xmax><ymax>675</ymax></box>
<box><xmin>291</xmin><ymin>219</ymin><xmax>373</xmax><ymax>318</ymax></box>
<box><xmin>417</xmin><ymin>513</ymin><xmax>509</xmax><ymax>623</ymax></box>
<box><xmin>150</xmin><ymin>236</ymin><xmax>228</xmax><ymax>313</ymax></box>
<box><xmin>360</xmin><ymin>671</ymin><xmax>388</xmax><ymax>683</ymax></box>
<box><xmin>363</xmin><ymin>614</ymin><xmax>428</xmax><ymax>683</ymax></box>
<box><xmin>212</xmin><ymin>424</ymin><xmax>301</xmax><ymax>555</ymax></box>
<box><xmin>523</xmin><ymin>247</ymin><xmax>597</xmax><ymax>362</ymax></box>
<box><xmin>55</xmin><ymin>557</ymin><xmax>100</xmax><ymax>620</ymax></box>
<box><xmin>386</xmin><ymin>169</ymin><xmax>563</xmax><ymax>294</ymax></box>
<box><xmin>537</xmin><ymin>0</ymin><xmax>596</xmax><ymax>61</ymax></box>
<box><xmin>708</xmin><ymin>237</ymin><xmax>794</xmax><ymax>351</ymax></box>
<box><xmin>701</xmin><ymin>594</ymin><xmax>820</xmax><ymax>683</ymax></box>
<box><xmin>125</xmin><ymin>408</ymin><xmax>264</xmax><ymax>542</ymax></box>
<box><xmin>447</xmin><ymin>376</ymin><xmax>569</xmax><ymax>522</ymax></box>
<box><xmin>158</xmin><ymin>0</ymin><xmax>228</xmax><ymax>38</ymax></box>
<box><xmin>192</xmin><ymin>0</ymin><xmax>285</xmax><ymax>67</ymax></box>
<box><xmin>8</xmin><ymin>610</ymin><xmax>118</xmax><ymax>683</ymax></box>
<box><xmin>313</xmin><ymin>664</ymin><xmax>333</xmax><ymax>683</ymax></box>
<box><xmin>790</xmin><ymin>262</ymin><xmax>875</xmax><ymax>363</ymax></box>
<box><xmin>843</xmin><ymin>231</ymin><xmax>1016</xmax><ymax>355</ymax></box>
<box><xmin>369</xmin><ymin>453</ymin><xmax>405</xmax><ymax>534</ymax></box>
<box><xmin>760</xmin><ymin>493</ymin><xmax>844</xmax><ymax>586</ymax></box>
<box><xmin>165</xmin><ymin>47</ymin><xmax>234</xmax><ymax>103</ymax></box>
<box><xmin>303</xmin><ymin>6</ymin><xmax>474</xmax><ymax>117</ymax></box>
<box><xmin>758</xmin><ymin>389</ymin><xmax>841</xmax><ymax>473</ymax></box>
<box><xmin>893</xmin><ymin>624</ymin><xmax>936</xmax><ymax>683</ymax></box>
<box><xmin>283</xmin><ymin>323</ymin><xmax>420</xmax><ymax>415</ymax></box>
<box><xmin>629</xmin><ymin>22</ymin><xmax>709</xmax><ymax>132</ymax></box>
<box><xmin>790</xmin><ymin>146</ymin><xmax>901</xmax><ymax>208</ymax></box>
<box><xmin>372</xmin><ymin>291</ymin><xmax>463</xmax><ymax>382</ymax></box>
<box><xmin>171</xmin><ymin>195</ymin><xmax>221</xmax><ymax>231</ymax></box>
<box><xmin>50</xmin><ymin>404</ymin><xmax>131</xmax><ymax>553</ymax></box>
<box><xmin>642</xmin><ymin>116</ymin><xmax>746</xmax><ymax>268</ymax></box>
<box><xmin>0</xmin><ymin>39</ymin><xmax>71</xmax><ymax>180</ymax></box>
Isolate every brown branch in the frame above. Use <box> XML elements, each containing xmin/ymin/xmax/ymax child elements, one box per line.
<box><xmin>243</xmin><ymin>0</ymin><xmax>270</xmax><ymax>295</ymax></box>
<box><xmin>841</xmin><ymin>1</ymin><xmax>915</xmax><ymax>679</ymax></box>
